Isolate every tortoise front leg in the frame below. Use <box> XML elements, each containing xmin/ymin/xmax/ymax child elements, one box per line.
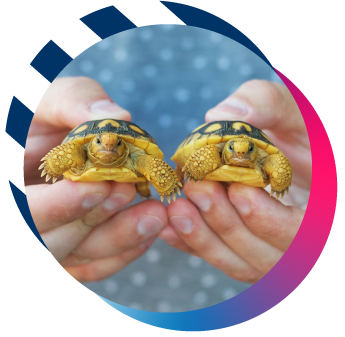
<box><xmin>262</xmin><ymin>153</ymin><xmax>292</xmax><ymax>199</ymax></box>
<box><xmin>135</xmin><ymin>155</ymin><xmax>182</xmax><ymax>203</ymax></box>
<box><xmin>174</xmin><ymin>165</ymin><xmax>185</xmax><ymax>188</ymax></box>
<box><xmin>182</xmin><ymin>144</ymin><xmax>221</xmax><ymax>182</ymax></box>
<box><xmin>39</xmin><ymin>142</ymin><xmax>86</xmax><ymax>183</ymax></box>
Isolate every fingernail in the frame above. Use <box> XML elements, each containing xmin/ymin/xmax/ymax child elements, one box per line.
<box><xmin>137</xmin><ymin>215</ymin><xmax>165</xmax><ymax>236</ymax></box>
<box><xmin>82</xmin><ymin>193</ymin><xmax>106</xmax><ymax>209</ymax></box>
<box><xmin>103</xmin><ymin>193</ymin><xmax>130</xmax><ymax>211</ymax></box>
<box><xmin>170</xmin><ymin>216</ymin><xmax>194</xmax><ymax>234</ymax></box>
<box><xmin>207</xmin><ymin>99</ymin><xmax>249</xmax><ymax>120</ymax></box>
<box><xmin>188</xmin><ymin>192</ymin><xmax>211</xmax><ymax>212</ymax></box>
<box><xmin>90</xmin><ymin>100</ymin><xmax>130</xmax><ymax>119</ymax></box>
<box><xmin>230</xmin><ymin>193</ymin><xmax>251</xmax><ymax>215</ymax></box>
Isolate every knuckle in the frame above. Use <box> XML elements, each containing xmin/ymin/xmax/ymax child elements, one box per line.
<box><xmin>79</xmin><ymin>264</ymin><xmax>103</xmax><ymax>282</ymax></box>
<box><xmin>232</xmin><ymin>269</ymin><xmax>262</xmax><ymax>283</ymax></box>
<box><xmin>216</xmin><ymin>221</ymin><xmax>238</xmax><ymax>237</ymax></box>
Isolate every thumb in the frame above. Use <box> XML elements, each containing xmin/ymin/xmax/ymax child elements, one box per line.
<box><xmin>205</xmin><ymin>79</ymin><xmax>305</xmax><ymax>134</ymax></box>
<box><xmin>34</xmin><ymin>76</ymin><xmax>131</xmax><ymax>129</ymax></box>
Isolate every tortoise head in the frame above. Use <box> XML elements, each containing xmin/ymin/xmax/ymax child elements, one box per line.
<box><xmin>89</xmin><ymin>133</ymin><xmax>125</xmax><ymax>164</ymax></box>
<box><xmin>223</xmin><ymin>138</ymin><xmax>258</xmax><ymax>168</ymax></box>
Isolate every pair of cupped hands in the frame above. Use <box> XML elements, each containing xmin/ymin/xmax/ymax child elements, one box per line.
<box><xmin>25</xmin><ymin>77</ymin><xmax>311</xmax><ymax>283</ymax></box>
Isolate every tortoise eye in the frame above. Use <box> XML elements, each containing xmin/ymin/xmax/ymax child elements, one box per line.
<box><xmin>229</xmin><ymin>143</ymin><xmax>234</xmax><ymax>151</ymax></box>
<box><xmin>96</xmin><ymin>138</ymin><xmax>101</xmax><ymax>144</ymax></box>
<box><xmin>117</xmin><ymin>139</ymin><xmax>122</xmax><ymax>146</ymax></box>
<box><xmin>249</xmin><ymin>144</ymin><xmax>254</xmax><ymax>152</ymax></box>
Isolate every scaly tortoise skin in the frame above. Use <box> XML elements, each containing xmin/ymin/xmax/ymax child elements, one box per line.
<box><xmin>171</xmin><ymin>121</ymin><xmax>292</xmax><ymax>199</ymax></box>
<box><xmin>39</xmin><ymin>119</ymin><xmax>181</xmax><ymax>202</ymax></box>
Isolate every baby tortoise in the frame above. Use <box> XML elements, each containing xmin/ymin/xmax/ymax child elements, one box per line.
<box><xmin>171</xmin><ymin>121</ymin><xmax>292</xmax><ymax>199</ymax></box>
<box><xmin>39</xmin><ymin>119</ymin><xmax>181</xmax><ymax>202</ymax></box>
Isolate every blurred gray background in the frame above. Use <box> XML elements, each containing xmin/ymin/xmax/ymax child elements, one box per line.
<box><xmin>59</xmin><ymin>25</ymin><xmax>282</xmax><ymax>312</ymax></box>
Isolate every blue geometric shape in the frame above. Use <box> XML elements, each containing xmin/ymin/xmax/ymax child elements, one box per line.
<box><xmin>6</xmin><ymin>97</ymin><xmax>34</xmax><ymax>148</ymax></box>
<box><xmin>161</xmin><ymin>1</ymin><xmax>273</xmax><ymax>68</ymax></box>
<box><xmin>9</xmin><ymin>181</ymin><xmax>48</xmax><ymax>249</ymax></box>
<box><xmin>30</xmin><ymin>40</ymin><xmax>73</xmax><ymax>82</ymax></box>
<box><xmin>80</xmin><ymin>5</ymin><xmax>136</xmax><ymax>39</ymax></box>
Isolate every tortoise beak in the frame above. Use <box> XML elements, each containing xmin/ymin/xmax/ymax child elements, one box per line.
<box><xmin>235</xmin><ymin>152</ymin><xmax>246</xmax><ymax>159</ymax></box>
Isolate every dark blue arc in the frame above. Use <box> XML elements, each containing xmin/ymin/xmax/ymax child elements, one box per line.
<box><xmin>161</xmin><ymin>1</ymin><xmax>273</xmax><ymax>69</ymax></box>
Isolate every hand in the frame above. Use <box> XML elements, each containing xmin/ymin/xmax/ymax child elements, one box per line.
<box><xmin>25</xmin><ymin>77</ymin><xmax>167</xmax><ymax>282</ymax></box>
<box><xmin>159</xmin><ymin>80</ymin><xmax>310</xmax><ymax>283</ymax></box>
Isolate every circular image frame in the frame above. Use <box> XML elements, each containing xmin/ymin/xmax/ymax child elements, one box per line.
<box><xmin>6</xmin><ymin>2</ymin><xmax>337</xmax><ymax>331</ymax></box>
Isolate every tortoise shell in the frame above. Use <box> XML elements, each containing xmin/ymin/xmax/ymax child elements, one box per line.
<box><xmin>63</xmin><ymin>119</ymin><xmax>163</xmax><ymax>159</ymax></box>
<box><xmin>172</xmin><ymin>121</ymin><xmax>279</xmax><ymax>168</ymax></box>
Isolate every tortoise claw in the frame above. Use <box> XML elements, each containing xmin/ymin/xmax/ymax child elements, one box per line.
<box><xmin>41</xmin><ymin>169</ymin><xmax>47</xmax><ymax>177</ymax></box>
<box><xmin>177</xmin><ymin>181</ymin><xmax>183</xmax><ymax>187</ymax></box>
<box><xmin>38</xmin><ymin>163</ymin><xmax>45</xmax><ymax>170</ymax></box>
<box><xmin>40</xmin><ymin>157</ymin><xmax>46</xmax><ymax>162</ymax></box>
<box><xmin>160</xmin><ymin>195</ymin><xmax>165</xmax><ymax>202</ymax></box>
<box><xmin>183</xmin><ymin>169</ymin><xmax>200</xmax><ymax>185</ymax></box>
<box><xmin>175</xmin><ymin>187</ymin><xmax>181</xmax><ymax>196</ymax></box>
<box><xmin>172</xmin><ymin>193</ymin><xmax>176</xmax><ymax>202</ymax></box>
<box><xmin>45</xmin><ymin>174</ymin><xmax>51</xmax><ymax>182</ymax></box>
<box><xmin>52</xmin><ymin>177</ymin><xmax>58</xmax><ymax>183</ymax></box>
<box><xmin>167</xmin><ymin>195</ymin><xmax>171</xmax><ymax>204</ymax></box>
<box><xmin>270</xmin><ymin>189</ymin><xmax>284</xmax><ymax>200</ymax></box>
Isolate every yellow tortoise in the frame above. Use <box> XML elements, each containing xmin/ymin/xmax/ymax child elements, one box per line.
<box><xmin>39</xmin><ymin>119</ymin><xmax>181</xmax><ymax>202</ymax></box>
<box><xmin>172</xmin><ymin>121</ymin><xmax>292</xmax><ymax>199</ymax></box>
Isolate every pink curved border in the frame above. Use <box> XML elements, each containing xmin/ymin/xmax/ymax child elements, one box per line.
<box><xmin>275</xmin><ymin>69</ymin><xmax>337</xmax><ymax>281</ymax></box>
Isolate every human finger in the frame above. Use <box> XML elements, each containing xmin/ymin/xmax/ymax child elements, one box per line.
<box><xmin>26</xmin><ymin>179</ymin><xmax>111</xmax><ymax>232</ymax></box>
<box><xmin>41</xmin><ymin>182</ymin><xmax>136</xmax><ymax>261</ymax></box>
<box><xmin>159</xmin><ymin>224</ymin><xmax>194</xmax><ymax>254</ymax></box>
<box><xmin>64</xmin><ymin>239</ymin><xmax>154</xmax><ymax>282</ymax></box>
<box><xmin>167</xmin><ymin>198</ymin><xmax>263</xmax><ymax>282</ymax></box>
<box><xmin>228</xmin><ymin>183</ymin><xmax>304</xmax><ymax>251</ymax></box>
<box><xmin>64</xmin><ymin>200</ymin><xmax>167</xmax><ymax>262</ymax></box>
<box><xmin>206</xmin><ymin>79</ymin><xmax>306</xmax><ymax>137</ymax></box>
<box><xmin>184</xmin><ymin>180</ymin><xmax>283</xmax><ymax>275</ymax></box>
<box><xmin>33</xmin><ymin>76</ymin><xmax>131</xmax><ymax>131</ymax></box>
